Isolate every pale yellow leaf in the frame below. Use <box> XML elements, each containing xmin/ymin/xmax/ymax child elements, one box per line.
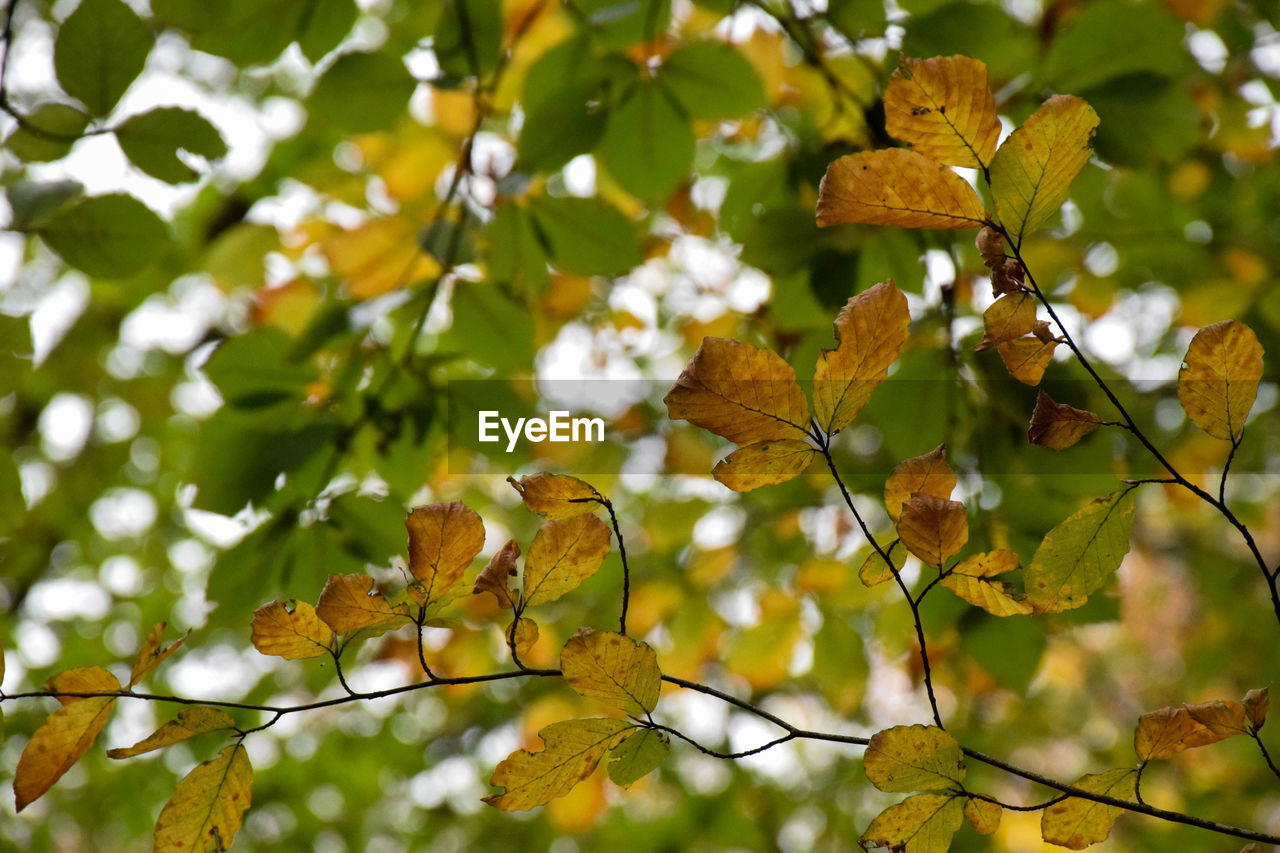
<box><xmin>510</xmin><ymin>617</ymin><xmax>539</xmax><ymax>660</ymax></box>
<box><xmin>897</xmin><ymin>494</ymin><xmax>968</xmax><ymax>569</ymax></box>
<box><xmin>1028</xmin><ymin>390</ymin><xmax>1102</xmax><ymax>449</ymax></box>
<box><xmin>861</xmin><ymin>793</ymin><xmax>965</xmax><ymax>853</ymax></box>
<box><xmin>508</xmin><ymin>473</ymin><xmax>602</xmax><ymax>518</ymax></box>
<box><xmin>997</xmin><ymin>336</ymin><xmax>1057</xmax><ymax>385</ymax></box>
<box><xmin>884</xmin><ymin>445</ymin><xmax>957</xmax><ymax>524</ymax></box>
<box><xmin>885</xmin><ymin>55</ymin><xmax>1001</xmax><ymax>168</ymax></box>
<box><xmin>560</xmin><ymin>628</ymin><xmax>661</xmax><ymax>715</ymax></box>
<box><xmin>484</xmin><ymin>718</ymin><xmax>632</xmax><ymax>811</ymax></box>
<box><xmin>315</xmin><ymin>573</ymin><xmax>411</xmax><ymax>636</ymax></box>
<box><xmin>1040</xmin><ymin>768</ymin><xmax>1136</xmax><ymax>849</ymax></box>
<box><xmin>406</xmin><ymin>501</ymin><xmax>485</xmax><ymax>605</ymax></box>
<box><xmin>817</xmin><ymin>149</ymin><xmax>987</xmax><ymax>229</ymax></box>
<box><xmin>974</xmin><ymin>292</ymin><xmax>1036</xmax><ymax>352</ymax></box>
<box><xmin>712</xmin><ymin>439</ymin><xmax>815</xmax><ymax>492</ymax></box>
<box><xmin>154</xmin><ymin>743</ymin><xmax>253</xmax><ymax>853</ymax></box>
<box><xmin>250</xmin><ymin>600</ymin><xmax>333</xmax><ymax>659</ymax></box>
<box><xmin>860</xmin><ymin>546</ymin><xmax>907</xmax><ymax>587</ymax></box>
<box><xmin>813</xmin><ymin>281</ymin><xmax>911</xmax><ymax>433</ymax></box>
<box><xmin>45</xmin><ymin>666</ymin><xmax>120</xmax><ymax>706</ymax></box>
<box><xmin>108</xmin><ymin>708</ymin><xmax>236</xmax><ymax>759</ymax></box>
<box><xmin>864</xmin><ymin>725</ymin><xmax>965</xmax><ymax>792</ymax></box>
<box><xmin>964</xmin><ymin>797</ymin><xmax>1002</xmax><ymax>834</ymax></box>
<box><xmin>524</xmin><ymin>514</ymin><xmax>612</xmax><ymax>606</ymax></box>
<box><xmin>129</xmin><ymin>622</ymin><xmax>190</xmax><ymax>688</ymax></box>
<box><xmin>942</xmin><ymin>550</ymin><xmax>1032</xmax><ymax>616</ymax></box>
<box><xmin>1177</xmin><ymin>320</ymin><xmax>1264</xmax><ymax>440</ymax></box>
<box><xmin>474</xmin><ymin>539</ymin><xmax>521</xmax><ymax>610</ymax></box>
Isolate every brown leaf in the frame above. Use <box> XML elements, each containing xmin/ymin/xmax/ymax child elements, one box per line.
<box><xmin>1185</xmin><ymin>700</ymin><xmax>1251</xmax><ymax>737</ymax></box>
<box><xmin>560</xmin><ymin>628</ymin><xmax>662</xmax><ymax>715</ymax></box>
<box><xmin>1244</xmin><ymin>688</ymin><xmax>1268</xmax><ymax>731</ymax></box>
<box><xmin>15</xmin><ymin>668</ymin><xmax>120</xmax><ymax>811</ymax></box>
<box><xmin>975</xmin><ymin>226</ymin><xmax>1005</xmax><ymax>269</ymax></box>
<box><xmin>664</xmin><ymin>337</ymin><xmax>811</xmax><ymax>445</ymax></box>
<box><xmin>508</xmin><ymin>473</ymin><xmax>602</xmax><ymax>518</ymax></box>
<box><xmin>1040</xmin><ymin>768</ymin><xmax>1136</xmax><ymax>849</ymax></box>
<box><xmin>997</xmin><ymin>336</ymin><xmax>1057</xmax><ymax>385</ymax></box>
<box><xmin>484</xmin><ymin>718</ymin><xmax>632</xmax><ymax>811</ymax></box>
<box><xmin>1028</xmin><ymin>390</ymin><xmax>1102</xmax><ymax>450</ymax></box>
<box><xmin>153</xmin><ymin>743</ymin><xmax>253</xmax><ymax>853</ymax></box>
<box><xmin>964</xmin><ymin>797</ymin><xmax>1001</xmax><ymax>835</ymax></box>
<box><xmin>813</xmin><ymin>281</ymin><xmax>911</xmax><ymax>433</ymax></box>
<box><xmin>406</xmin><ymin>501</ymin><xmax>485</xmax><ymax>606</ymax></box>
<box><xmin>108</xmin><ymin>708</ymin><xmax>236</xmax><ymax>759</ymax></box>
<box><xmin>885</xmin><ymin>55</ymin><xmax>1001</xmax><ymax>168</ymax></box>
<box><xmin>474</xmin><ymin>539</ymin><xmax>521</xmax><ymax>610</ymax></box>
<box><xmin>897</xmin><ymin>494</ymin><xmax>968</xmax><ymax>569</ymax></box>
<box><xmin>974</xmin><ymin>292</ymin><xmax>1036</xmax><ymax>352</ymax></box>
<box><xmin>314</xmin><ymin>573</ymin><xmax>411</xmax><ymax>636</ymax></box>
<box><xmin>129</xmin><ymin>622</ymin><xmax>190</xmax><ymax>688</ymax></box>
<box><xmin>816</xmin><ymin>149</ymin><xmax>987</xmax><ymax>230</ymax></box>
<box><xmin>941</xmin><ymin>550</ymin><xmax>1032</xmax><ymax>616</ymax></box>
<box><xmin>884</xmin><ymin>445</ymin><xmax>957</xmax><ymax>524</ymax></box>
<box><xmin>250</xmin><ymin>600</ymin><xmax>334</xmax><ymax>660</ymax></box>
<box><xmin>1135</xmin><ymin>705</ymin><xmax>1234</xmax><ymax>760</ymax></box>
<box><xmin>712</xmin><ymin>439</ymin><xmax>815</xmax><ymax>492</ymax></box>
<box><xmin>1177</xmin><ymin>320</ymin><xmax>1264</xmax><ymax>441</ymax></box>
<box><xmin>524</xmin><ymin>514</ymin><xmax>612</xmax><ymax>606</ymax></box>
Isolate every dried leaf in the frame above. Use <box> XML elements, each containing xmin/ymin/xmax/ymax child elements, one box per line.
<box><xmin>897</xmin><ymin>494</ymin><xmax>968</xmax><ymax>569</ymax></box>
<box><xmin>885</xmin><ymin>55</ymin><xmax>1001</xmax><ymax>168</ymax></box>
<box><xmin>560</xmin><ymin>628</ymin><xmax>661</xmax><ymax>715</ymax></box>
<box><xmin>884</xmin><ymin>446</ymin><xmax>957</xmax><ymax>524</ymax></box>
<box><xmin>1028</xmin><ymin>390</ymin><xmax>1102</xmax><ymax>450</ymax></box>
<box><xmin>129</xmin><ymin>622</ymin><xmax>190</xmax><ymax>688</ymax></box>
<box><xmin>606</xmin><ymin>728</ymin><xmax>670</xmax><ymax>787</ymax></box>
<box><xmin>990</xmin><ymin>94</ymin><xmax>1099</xmax><ymax>240</ymax></box>
<box><xmin>484</xmin><ymin>717</ymin><xmax>632</xmax><ymax>811</ymax></box>
<box><xmin>315</xmin><ymin>573</ymin><xmax>411</xmax><ymax>636</ymax></box>
<box><xmin>861</xmin><ymin>793</ymin><xmax>965</xmax><ymax>853</ymax></box>
<box><xmin>964</xmin><ymin>797</ymin><xmax>1002</xmax><ymax>834</ymax></box>
<box><xmin>1040</xmin><ymin>768</ymin><xmax>1136</xmax><ymax>849</ymax></box>
<box><xmin>508</xmin><ymin>473</ymin><xmax>601</xmax><ymax>518</ymax></box>
<box><xmin>864</xmin><ymin>725</ymin><xmax>965</xmax><ymax>793</ymax></box>
<box><xmin>1244</xmin><ymin>688</ymin><xmax>1268</xmax><ymax>731</ymax></box>
<box><xmin>406</xmin><ymin>501</ymin><xmax>485</xmax><ymax>606</ymax></box>
<box><xmin>974</xmin><ymin>292</ymin><xmax>1036</xmax><ymax>352</ymax></box>
<box><xmin>941</xmin><ymin>550</ymin><xmax>1032</xmax><ymax>616</ymax></box>
<box><xmin>1177</xmin><ymin>320</ymin><xmax>1264</xmax><ymax>441</ymax></box>
<box><xmin>153</xmin><ymin>743</ymin><xmax>252</xmax><ymax>853</ymax></box>
<box><xmin>1025</xmin><ymin>490</ymin><xmax>1135</xmax><ymax>613</ymax></box>
<box><xmin>712</xmin><ymin>439</ymin><xmax>815</xmax><ymax>492</ymax></box>
<box><xmin>524</xmin><ymin>514</ymin><xmax>612</xmax><ymax>606</ymax></box>
<box><xmin>1135</xmin><ymin>704</ymin><xmax>1240</xmax><ymax>760</ymax></box>
<box><xmin>975</xmin><ymin>226</ymin><xmax>1005</xmax><ymax>268</ymax></box>
<box><xmin>108</xmin><ymin>708</ymin><xmax>236</xmax><ymax>759</ymax></box>
<box><xmin>1185</xmin><ymin>700</ymin><xmax>1251</xmax><ymax>738</ymax></box>
<box><xmin>474</xmin><ymin>539</ymin><xmax>521</xmax><ymax>610</ymax></box>
<box><xmin>664</xmin><ymin>337</ymin><xmax>811</xmax><ymax>445</ymax></box>
<box><xmin>14</xmin><ymin>667</ymin><xmax>119</xmax><ymax>811</ymax></box>
<box><xmin>816</xmin><ymin>149</ymin><xmax>987</xmax><ymax>230</ymax></box>
<box><xmin>250</xmin><ymin>600</ymin><xmax>333</xmax><ymax>660</ymax></box>
<box><xmin>813</xmin><ymin>281</ymin><xmax>911</xmax><ymax>433</ymax></box>
<box><xmin>997</xmin><ymin>336</ymin><xmax>1057</xmax><ymax>385</ymax></box>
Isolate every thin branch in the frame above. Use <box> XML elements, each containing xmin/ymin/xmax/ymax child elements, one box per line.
<box><xmin>1252</xmin><ymin>732</ymin><xmax>1280</xmax><ymax>784</ymax></box>
<box><xmin>601</xmin><ymin>498</ymin><xmax>631</xmax><ymax>634</ymax></box>
<box><xmin>966</xmin><ymin>790</ymin><xmax>1068</xmax><ymax>812</ymax></box>
<box><xmin>1134</xmin><ymin>760</ymin><xmax>1148</xmax><ymax>806</ymax></box>
<box><xmin>652</xmin><ymin>723</ymin><xmax>797</xmax><ymax>760</ymax></box>
<box><xmin>413</xmin><ymin>607</ymin><xmax>437</xmax><ymax>681</ymax></box>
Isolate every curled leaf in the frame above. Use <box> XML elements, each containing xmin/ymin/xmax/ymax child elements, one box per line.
<box><xmin>817</xmin><ymin>149</ymin><xmax>987</xmax><ymax>230</ymax></box>
<box><xmin>1244</xmin><ymin>688</ymin><xmax>1269</xmax><ymax>731</ymax></box>
<box><xmin>974</xmin><ymin>293</ymin><xmax>1036</xmax><ymax>353</ymax></box>
<box><xmin>1135</xmin><ymin>703</ymin><xmax>1243</xmax><ymax>760</ymax></box>
<box><xmin>941</xmin><ymin>550</ymin><xmax>1032</xmax><ymax>616</ymax></box>
<box><xmin>474</xmin><ymin>539</ymin><xmax>521</xmax><ymax>610</ymax></box>
<box><xmin>897</xmin><ymin>494</ymin><xmax>968</xmax><ymax>569</ymax></box>
<box><xmin>813</xmin><ymin>281</ymin><xmax>911</xmax><ymax>434</ymax></box>
<box><xmin>1028</xmin><ymin>390</ymin><xmax>1102</xmax><ymax>450</ymax></box>
<box><xmin>130</xmin><ymin>622</ymin><xmax>190</xmax><ymax>688</ymax></box>
<box><xmin>108</xmin><ymin>708</ymin><xmax>236</xmax><ymax>759</ymax></box>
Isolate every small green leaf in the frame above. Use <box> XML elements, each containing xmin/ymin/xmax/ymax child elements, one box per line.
<box><xmin>433</xmin><ymin>0</ymin><xmax>503</xmax><ymax>78</ymax></box>
<box><xmin>37</xmin><ymin>193</ymin><xmax>170</xmax><ymax>278</ymax></box>
<box><xmin>598</xmin><ymin>81</ymin><xmax>695</xmax><ymax>205</ymax></box>
<box><xmin>527</xmin><ymin>196</ymin><xmax>642</xmax><ymax>276</ymax></box>
<box><xmin>54</xmin><ymin>0</ymin><xmax>152</xmax><ymax>115</ymax></box>
<box><xmin>115</xmin><ymin>108</ymin><xmax>227</xmax><ymax>183</ymax></box>
<box><xmin>4</xmin><ymin>103</ymin><xmax>89</xmax><ymax>162</ymax></box>
<box><xmin>298</xmin><ymin>0</ymin><xmax>358</xmax><ymax>62</ymax></box>
<box><xmin>660</xmin><ymin>41</ymin><xmax>765</xmax><ymax>120</ymax></box>
<box><xmin>607</xmin><ymin>728</ymin><xmax>670</xmax><ymax>787</ymax></box>
<box><xmin>309</xmin><ymin>51</ymin><xmax>416</xmax><ymax>133</ymax></box>
<box><xmin>6</xmin><ymin>179</ymin><xmax>83</xmax><ymax>230</ymax></box>
<box><xmin>202</xmin><ymin>328</ymin><xmax>315</xmax><ymax>409</ymax></box>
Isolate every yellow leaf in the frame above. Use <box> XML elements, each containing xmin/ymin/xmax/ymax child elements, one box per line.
<box><xmin>712</xmin><ymin>439</ymin><xmax>815</xmax><ymax>492</ymax></box>
<box><xmin>941</xmin><ymin>551</ymin><xmax>1032</xmax><ymax>616</ymax></box>
<box><xmin>129</xmin><ymin>622</ymin><xmax>190</xmax><ymax>688</ymax></box>
<box><xmin>1135</xmin><ymin>705</ymin><xmax>1239</xmax><ymax>760</ymax></box>
<box><xmin>725</xmin><ymin>590</ymin><xmax>803</xmax><ymax>689</ymax></box>
<box><xmin>885</xmin><ymin>55</ymin><xmax>1001</xmax><ymax>169</ymax></box>
<box><xmin>997</xmin><ymin>336</ymin><xmax>1057</xmax><ymax>385</ymax></box>
<box><xmin>813</xmin><ymin>281</ymin><xmax>911</xmax><ymax>433</ymax></box>
<box><xmin>508</xmin><ymin>473</ymin><xmax>602</xmax><ymax>518</ymax></box>
<box><xmin>897</xmin><ymin>494</ymin><xmax>968</xmax><ymax>569</ymax></box>
<box><xmin>154</xmin><ymin>743</ymin><xmax>253</xmax><ymax>853</ymax></box>
<box><xmin>484</xmin><ymin>717</ymin><xmax>632</xmax><ymax>811</ymax></box>
<box><xmin>664</xmin><ymin>337</ymin><xmax>811</xmax><ymax>445</ymax></box>
<box><xmin>1028</xmin><ymin>390</ymin><xmax>1102</xmax><ymax>449</ymax></box>
<box><xmin>321</xmin><ymin>217</ymin><xmax>439</xmax><ymax>300</ymax></box>
<box><xmin>816</xmin><ymin>149</ymin><xmax>987</xmax><ymax>230</ymax></box>
<box><xmin>509</xmin><ymin>618</ymin><xmax>540</xmax><ymax>660</ymax></box>
<box><xmin>314</xmin><ymin>574</ymin><xmax>411</xmax><ymax>636</ymax></box>
<box><xmin>1244</xmin><ymin>688</ymin><xmax>1268</xmax><ymax>731</ymax></box>
<box><xmin>250</xmin><ymin>600</ymin><xmax>333</xmax><ymax>660</ymax></box>
<box><xmin>864</xmin><ymin>725</ymin><xmax>966</xmax><ymax>792</ymax></box>
<box><xmin>1025</xmin><ymin>490</ymin><xmax>1135</xmax><ymax>614</ymax></box>
<box><xmin>964</xmin><ymin>797</ymin><xmax>1001</xmax><ymax>834</ymax></box>
<box><xmin>14</xmin><ymin>668</ymin><xmax>119</xmax><ymax>811</ymax></box>
<box><xmin>1185</xmin><ymin>700</ymin><xmax>1251</xmax><ymax>737</ymax></box>
<box><xmin>474</xmin><ymin>539</ymin><xmax>521</xmax><ymax>610</ymax></box>
<box><xmin>974</xmin><ymin>292</ymin><xmax>1036</xmax><ymax>352</ymax></box>
<box><xmin>884</xmin><ymin>445</ymin><xmax>957</xmax><ymax>524</ymax></box>
<box><xmin>108</xmin><ymin>708</ymin><xmax>236</xmax><ymax>759</ymax></box>
<box><xmin>990</xmin><ymin>95</ymin><xmax>1099</xmax><ymax>240</ymax></box>
<box><xmin>861</xmin><ymin>793</ymin><xmax>964</xmax><ymax>853</ymax></box>
<box><xmin>560</xmin><ymin>628</ymin><xmax>661</xmax><ymax>716</ymax></box>
<box><xmin>1040</xmin><ymin>768</ymin><xmax>1136</xmax><ymax>850</ymax></box>
<box><xmin>606</xmin><ymin>728</ymin><xmax>670</xmax><ymax>787</ymax></box>
<box><xmin>860</xmin><ymin>546</ymin><xmax>907</xmax><ymax>587</ymax></box>
<box><xmin>45</xmin><ymin>666</ymin><xmax>119</xmax><ymax>706</ymax></box>
<box><xmin>524</xmin><ymin>514</ymin><xmax>612</xmax><ymax>606</ymax></box>
<box><xmin>1177</xmin><ymin>320</ymin><xmax>1264</xmax><ymax>440</ymax></box>
<box><xmin>406</xmin><ymin>501</ymin><xmax>486</xmax><ymax>606</ymax></box>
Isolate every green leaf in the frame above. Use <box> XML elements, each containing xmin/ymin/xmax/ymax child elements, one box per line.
<box><xmin>598</xmin><ymin>80</ymin><xmax>696</xmax><ymax>205</ymax></box>
<box><xmin>1041</xmin><ymin>0</ymin><xmax>1190</xmax><ymax>92</ymax></box>
<box><xmin>37</xmin><ymin>193</ymin><xmax>170</xmax><ymax>278</ymax></box>
<box><xmin>607</xmin><ymin>729</ymin><xmax>670</xmax><ymax>787</ymax></box>
<box><xmin>574</xmin><ymin>0</ymin><xmax>671</xmax><ymax>48</ymax></box>
<box><xmin>527</xmin><ymin>195</ymin><xmax>642</xmax><ymax>276</ymax></box>
<box><xmin>115</xmin><ymin>108</ymin><xmax>227</xmax><ymax>183</ymax></box>
<box><xmin>6</xmin><ymin>179</ymin><xmax>83</xmax><ymax>230</ymax></box>
<box><xmin>4</xmin><ymin>103</ymin><xmax>89</xmax><ymax>162</ymax></box>
<box><xmin>486</xmin><ymin>203</ymin><xmax>550</xmax><ymax>294</ymax></box>
<box><xmin>202</xmin><ymin>328</ymin><xmax>315</xmax><ymax>410</ymax></box>
<box><xmin>864</xmin><ymin>725</ymin><xmax>965</xmax><ymax>793</ymax></box>
<box><xmin>187</xmin><ymin>416</ymin><xmax>336</xmax><ymax>514</ymax></box>
<box><xmin>309</xmin><ymin>51</ymin><xmax>415</xmax><ymax>133</ymax></box>
<box><xmin>660</xmin><ymin>41</ymin><xmax>765</xmax><ymax>120</ymax></box>
<box><xmin>861</xmin><ymin>793</ymin><xmax>964</xmax><ymax>853</ymax></box>
<box><xmin>1024</xmin><ymin>490</ymin><xmax>1136</xmax><ymax>613</ymax></box>
<box><xmin>54</xmin><ymin>0</ymin><xmax>152</xmax><ymax>115</ymax></box>
<box><xmin>433</xmin><ymin>0</ymin><xmax>503</xmax><ymax>78</ymax></box>
<box><xmin>298</xmin><ymin>0</ymin><xmax>358</xmax><ymax>62</ymax></box>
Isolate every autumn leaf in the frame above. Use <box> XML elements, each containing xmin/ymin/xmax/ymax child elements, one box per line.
<box><xmin>1177</xmin><ymin>320</ymin><xmax>1264</xmax><ymax>441</ymax></box>
<box><xmin>607</xmin><ymin>728</ymin><xmax>670</xmax><ymax>788</ymax></box>
<box><xmin>864</xmin><ymin>725</ymin><xmax>965</xmax><ymax>793</ymax></box>
<box><xmin>1025</xmin><ymin>490</ymin><xmax>1135</xmax><ymax>613</ymax></box>
<box><xmin>997</xmin><ymin>336</ymin><xmax>1057</xmax><ymax>385</ymax></box>
<box><xmin>524</xmin><ymin>514</ymin><xmax>612</xmax><ymax>606</ymax></box>
<box><xmin>884</xmin><ymin>55</ymin><xmax>1001</xmax><ymax>169</ymax></box>
<box><xmin>1040</xmin><ymin>768</ymin><xmax>1136</xmax><ymax>850</ymax></box>
<box><xmin>941</xmin><ymin>550</ymin><xmax>1033</xmax><ymax>616</ymax></box>
<box><xmin>964</xmin><ymin>797</ymin><xmax>1001</xmax><ymax>834</ymax></box>
<box><xmin>860</xmin><ymin>545</ymin><xmax>907</xmax><ymax>587</ymax></box>
<box><xmin>813</xmin><ymin>281</ymin><xmax>911</xmax><ymax>434</ymax></box>
<box><xmin>884</xmin><ymin>445</ymin><xmax>957</xmax><ymax>524</ymax></box>
<box><xmin>664</xmin><ymin>337</ymin><xmax>811</xmax><ymax>445</ymax></box>
<box><xmin>474</xmin><ymin>539</ymin><xmax>520</xmax><ymax>610</ymax></box>
<box><xmin>861</xmin><ymin>792</ymin><xmax>965</xmax><ymax>853</ymax></box>
<box><xmin>816</xmin><ymin>149</ymin><xmax>987</xmax><ymax>230</ymax></box>
<box><xmin>712</xmin><ymin>439</ymin><xmax>815</xmax><ymax>491</ymax></box>
<box><xmin>45</xmin><ymin>666</ymin><xmax>120</xmax><ymax>705</ymax></box>
<box><xmin>153</xmin><ymin>743</ymin><xmax>252</xmax><ymax>853</ymax></box>
<box><xmin>406</xmin><ymin>501</ymin><xmax>485</xmax><ymax>606</ymax></box>
<box><xmin>508</xmin><ymin>473</ymin><xmax>602</xmax><ymax>518</ymax></box>
<box><xmin>990</xmin><ymin>94</ymin><xmax>1099</xmax><ymax>241</ymax></box>
<box><xmin>1244</xmin><ymin>688</ymin><xmax>1268</xmax><ymax>731</ymax></box>
<box><xmin>250</xmin><ymin>600</ymin><xmax>333</xmax><ymax>660</ymax></box>
<box><xmin>108</xmin><ymin>708</ymin><xmax>236</xmax><ymax>759</ymax></box>
<box><xmin>1185</xmin><ymin>700</ymin><xmax>1252</xmax><ymax>738</ymax></box>
<box><xmin>897</xmin><ymin>494</ymin><xmax>968</xmax><ymax>569</ymax></box>
<box><xmin>315</xmin><ymin>573</ymin><xmax>411</xmax><ymax>636</ymax></box>
<box><xmin>1028</xmin><ymin>390</ymin><xmax>1103</xmax><ymax>449</ymax></box>
<box><xmin>1135</xmin><ymin>704</ymin><xmax>1243</xmax><ymax>760</ymax></box>
<box><xmin>974</xmin><ymin>292</ymin><xmax>1036</xmax><ymax>352</ymax></box>
<box><xmin>560</xmin><ymin>628</ymin><xmax>661</xmax><ymax>716</ymax></box>
<box><xmin>484</xmin><ymin>717</ymin><xmax>632</xmax><ymax>811</ymax></box>
<box><xmin>14</xmin><ymin>667</ymin><xmax>119</xmax><ymax>811</ymax></box>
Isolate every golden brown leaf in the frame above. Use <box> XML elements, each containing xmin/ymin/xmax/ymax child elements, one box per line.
<box><xmin>885</xmin><ymin>55</ymin><xmax>1001</xmax><ymax>168</ymax></box>
<box><xmin>1135</xmin><ymin>705</ymin><xmax>1238</xmax><ymax>760</ymax></box>
<box><xmin>974</xmin><ymin>292</ymin><xmax>1036</xmax><ymax>352</ymax></box>
<box><xmin>1244</xmin><ymin>688</ymin><xmax>1268</xmax><ymax>731</ymax></box>
<box><xmin>712</xmin><ymin>439</ymin><xmax>815</xmax><ymax>492</ymax></box>
<box><xmin>816</xmin><ymin>149</ymin><xmax>987</xmax><ymax>230</ymax></box>
<box><xmin>813</xmin><ymin>281</ymin><xmax>911</xmax><ymax>433</ymax></box>
<box><xmin>897</xmin><ymin>494</ymin><xmax>968</xmax><ymax>569</ymax></box>
<box><xmin>884</xmin><ymin>445</ymin><xmax>957</xmax><ymax>524</ymax></box>
<box><xmin>129</xmin><ymin>622</ymin><xmax>190</xmax><ymax>688</ymax></box>
<box><xmin>45</xmin><ymin>666</ymin><xmax>120</xmax><ymax>706</ymax></box>
<box><xmin>560</xmin><ymin>628</ymin><xmax>662</xmax><ymax>715</ymax></box>
<box><xmin>990</xmin><ymin>95</ymin><xmax>1099</xmax><ymax>240</ymax></box>
<box><xmin>524</xmin><ymin>515</ymin><xmax>612</xmax><ymax>606</ymax></box>
<box><xmin>941</xmin><ymin>550</ymin><xmax>1032</xmax><ymax>616</ymax></box>
<box><xmin>153</xmin><ymin>743</ymin><xmax>253</xmax><ymax>853</ymax></box>
<box><xmin>964</xmin><ymin>797</ymin><xmax>1001</xmax><ymax>835</ymax></box>
<box><xmin>474</xmin><ymin>539</ymin><xmax>521</xmax><ymax>610</ymax></box>
<box><xmin>314</xmin><ymin>574</ymin><xmax>411</xmax><ymax>636</ymax></box>
<box><xmin>864</xmin><ymin>725</ymin><xmax>966</xmax><ymax>792</ymax></box>
<box><xmin>1177</xmin><ymin>320</ymin><xmax>1264</xmax><ymax>440</ymax></box>
<box><xmin>108</xmin><ymin>708</ymin><xmax>236</xmax><ymax>759</ymax></box>
<box><xmin>861</xmin><ymin>793</ymin><xmax>964</xmax><ymax>853</ymax></box>
<box><xmin>1028</xmin><ymin>390</ymin><xmax>1102</xmax><ymax>449</ymax></box>
<box><xmin>484</xmin><ymin>718</ymin><xmax>632</xmax><ymax>811</ymax></box>
<box><xmin>664</xmin><ymin>337</ymin><xmax>811</xmax><ymax>445</ymax></box>
<box><xmin>406</xmin><ymin>501</ymin><xmax>486</xmax><ymax>605</ymax></box>
<box><xmin>509</xmin><ymin>618</ymin><xmax>539</xmax><ymax>660</ymax></box>
<box><xmin>1185</xmin><ymin>700</ymin><xmax>1250</xmax><ymax>737</ymax></box>
<box><xmin>997</xmin><ymin>336</ymin><xmax>1057</xmax><ymax>385</ymax></box>
<box><xmin>975</xmin><ymin>226</ymin><xmax>1005</xmax><ymax>269</ymax></box>
<box><xmin>1040</xmin><ymin>768</ymin><xmax>1136</xmax><ymax>849</ymax></box>
<box><xmin>508</xmin><ymin>473</ymin><xmax>601</xmax><ymax>518</ymax></box>
<box><xmin>15</xmin><ymin>668</ymin><xmax>119</xmax><ymax>811</ymax></box>
<box><xmin>250</xmin><ymin>600</ymin><xmax>334</xmax><ymax>659</ymax></box>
